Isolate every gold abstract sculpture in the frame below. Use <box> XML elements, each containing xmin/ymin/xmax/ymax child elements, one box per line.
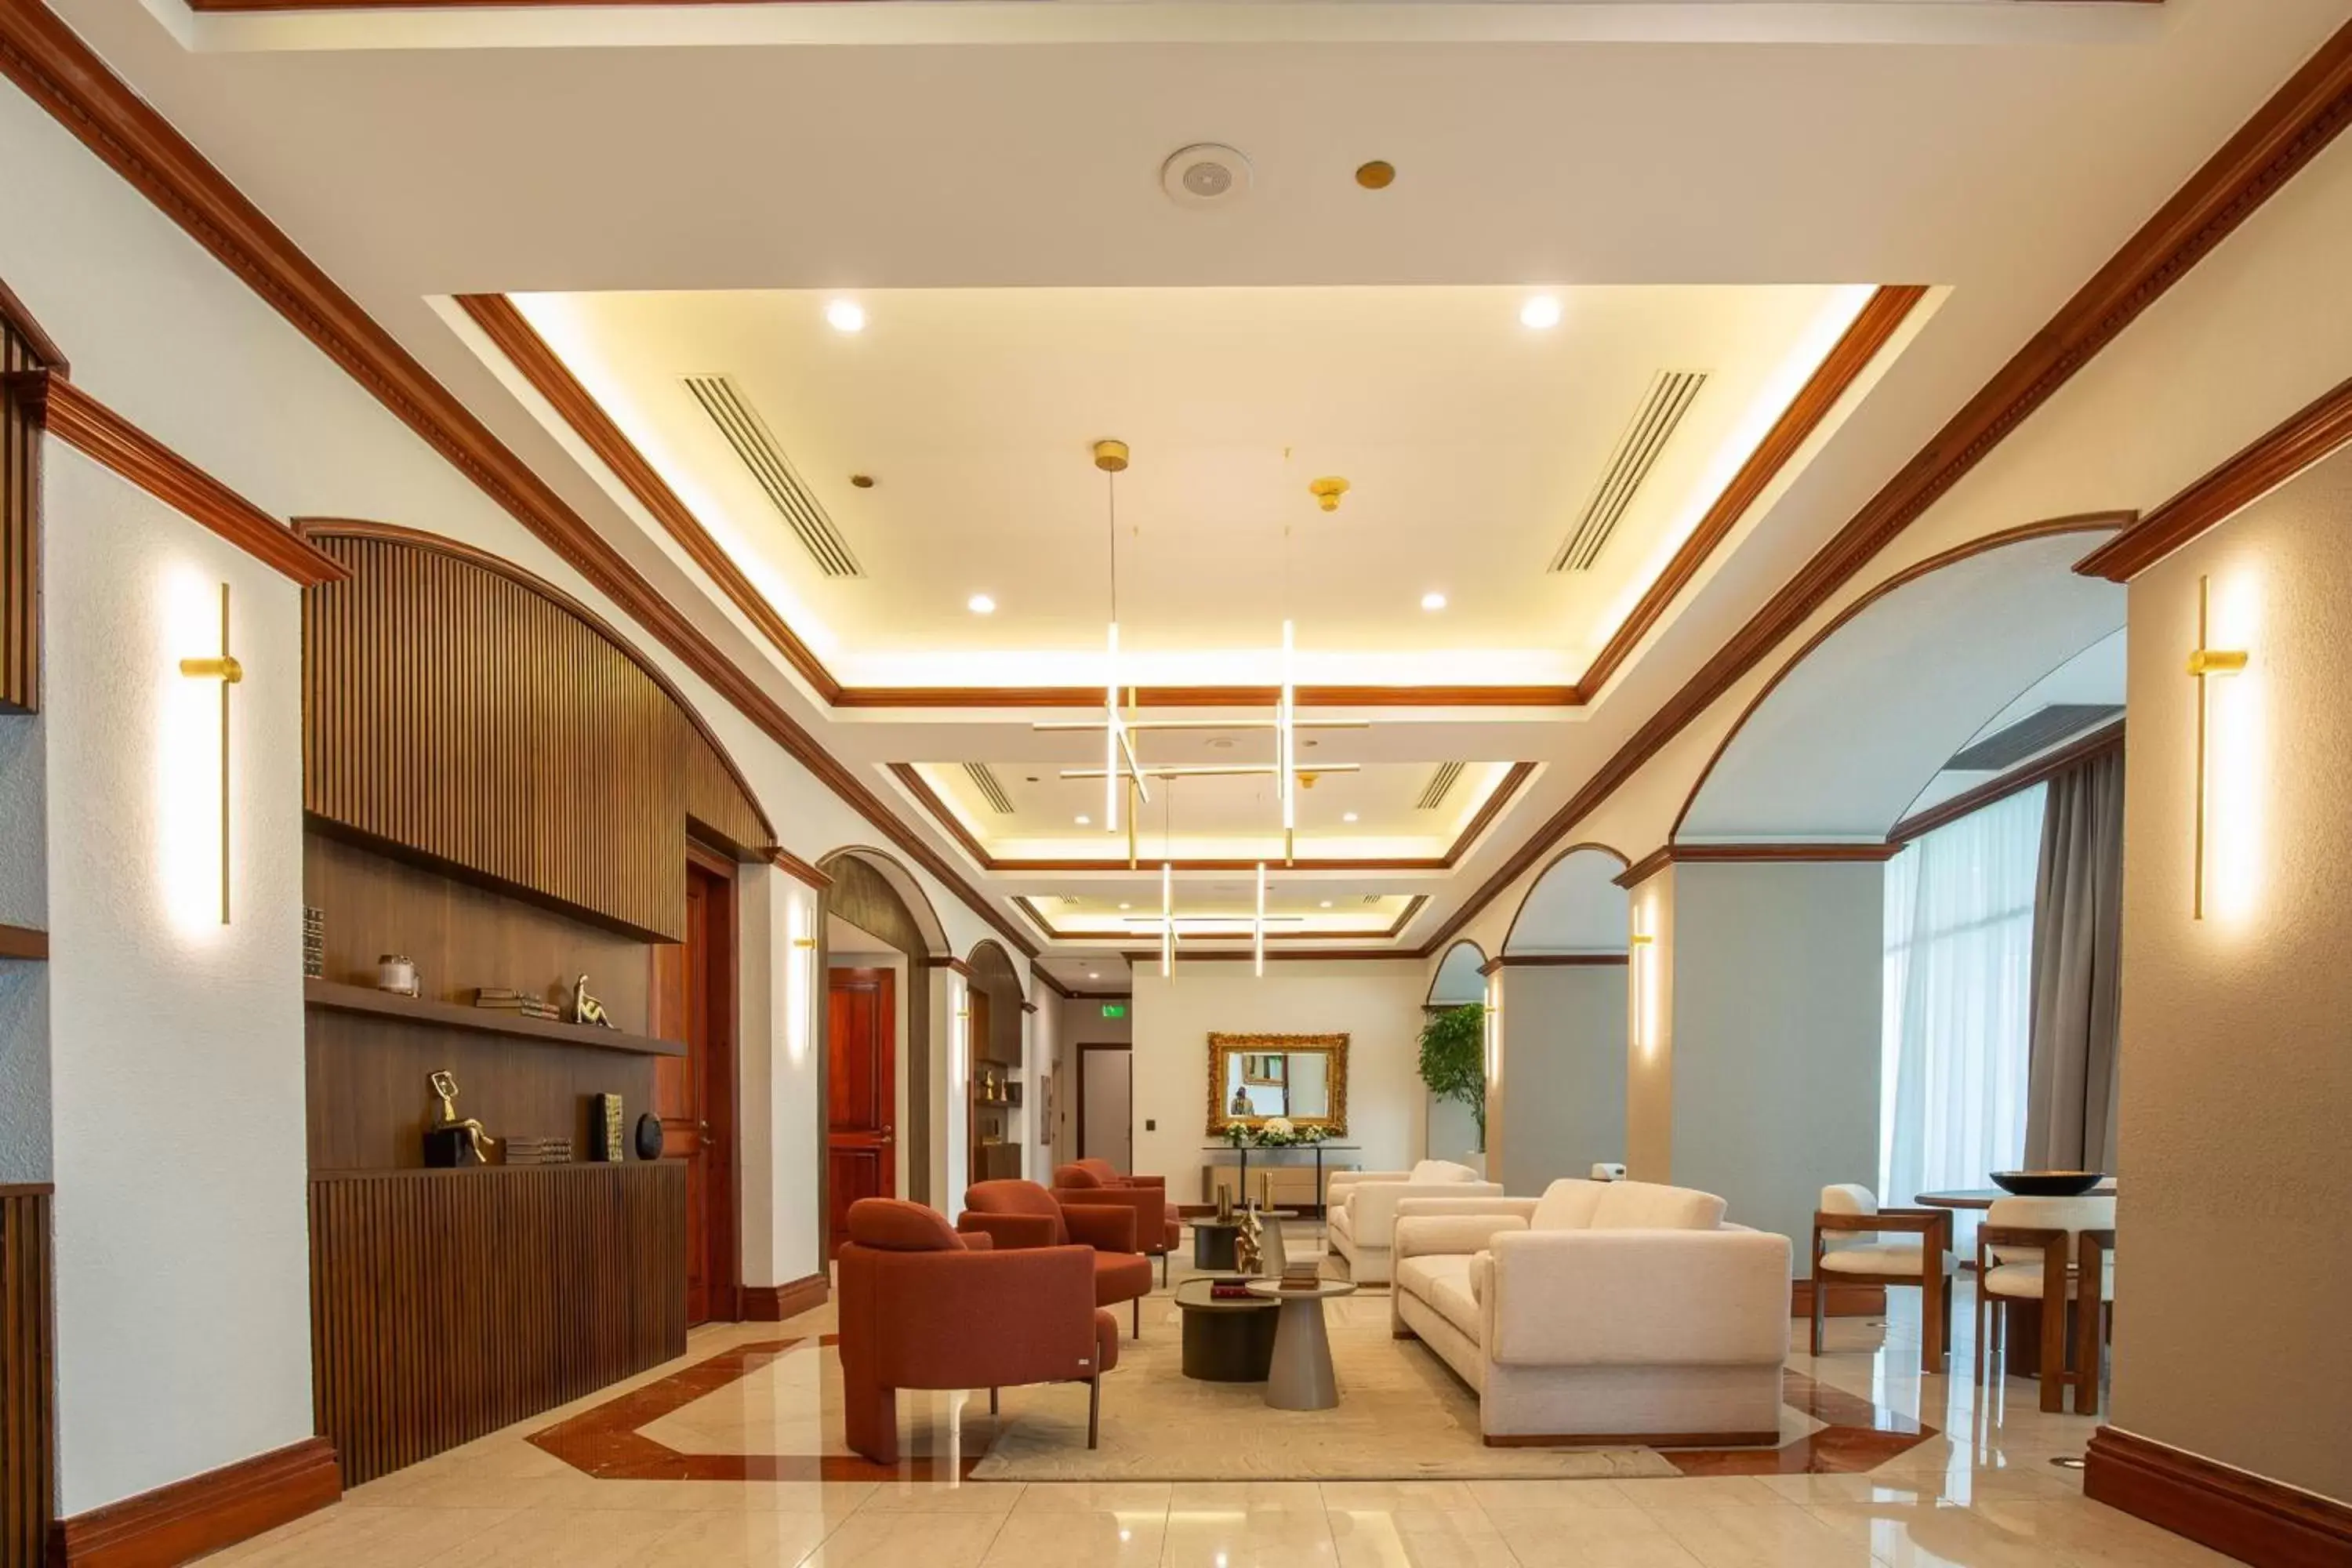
<box><xmin>428</xmin><ymin>1069</ymin><xmax>496</xmax><ymax>1163</ymax></box>
<box><xmin>573</xmin><ymin>974</ymin><xmax>615</xmax><ymax>1029</ymax></box>
<box><xmin>1234</xmin><ymin>1205</ymin><xmax>1265</xmax><ymax>1276</ymax></box>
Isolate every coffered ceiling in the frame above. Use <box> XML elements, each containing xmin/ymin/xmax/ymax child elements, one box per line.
<box><xmin>26</xmin><ymin>0</ymin><xmax>2349</xmax><ymax>964</ymax></box>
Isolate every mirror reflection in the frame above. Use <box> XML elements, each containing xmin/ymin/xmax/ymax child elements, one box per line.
<box><xmin>1224</xmin><ymin>1051</ymin><xmax>1330</xmax><ymax>1119</ymax></box>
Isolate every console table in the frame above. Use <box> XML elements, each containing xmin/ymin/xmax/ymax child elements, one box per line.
<box><xmin>1200</xmin><ymin>1144</ymin><xmax>1359</xmax><ymax>1215</ymax></box>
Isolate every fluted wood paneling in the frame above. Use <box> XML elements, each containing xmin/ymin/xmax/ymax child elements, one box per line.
<box><xmin>300</xmin><ymin>524</ymin><xmax>773</xmax><ymax>939</ymax></box>
<box><xmin>1</xmin><ymin>1185</ymin><xmax>53</xmax><ymax>1568</ymax></box>
<box><xmin>310</xmin><ymin>1164</ymin><xmax>684</xmax><ymax>1487</ymax></box>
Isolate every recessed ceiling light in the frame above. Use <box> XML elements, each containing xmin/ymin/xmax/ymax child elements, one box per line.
<box><xmin>1118</xmin><ymin>902</ymin><xmax>1131</xmax><ymax>910</ymax></box>
<box><xmin>1519</xmin><ymin>295</ymin><xmax>1563</xmax><ymax>330</ymax></box>
<box><xmin>1087</xmin><ymin>971</ymin><xmax>1100</xmax><ymax>979</ymax></box>
<box><xmin>1342</xmin><ymin>812</ymin><xmax>1359</xmax><ymax>823</ymax></box>
<box><xmin>967</xmin><ymin>593</ymin><xmax>996</xmax><ymax>615</ymax></box>
<box><xmin>1319</xmin><ymin>899</ymin><xmax>1334</xmax><ymax>909</ymax></box>
<box><xmin>1355</xmin><ymin>160</ymin><xmax>1396</xmax><ymax>191</ymax></box>
<box><xmin>1421</xmin><ymin>591</ymin><xmax>1447</xmax><ymax>611</ymax></box>
<box><xmin>825</xmin><ymin>299</ymin><xmax>866</xmax><ymax>333</ymax></box>
<box><xmin>1076</xmin><ymin>814</ymin><xmax>1092</xmax><ymax>826</ymax></box>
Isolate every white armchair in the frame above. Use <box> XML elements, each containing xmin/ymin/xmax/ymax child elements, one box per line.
<box><xmin>1325</xmin><ymin>1160</ymin><xmax>1498</xmax><ymax>1284</ymax></box>
<box><xmin>1390</xmin><ymin>1178</ymin><xmax>1791</xmax><ymax>1444</ymax></box>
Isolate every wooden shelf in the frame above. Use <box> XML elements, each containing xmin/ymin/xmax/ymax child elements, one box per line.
<box><xmin>0</xmin><ymin>924</ymin><xmax>48</xmax><ymax>961</ymax></box>
<box><xmin>303</xmin><ymin>978</ymin><xmax>686</xmax><ymax>1058</ymax></box>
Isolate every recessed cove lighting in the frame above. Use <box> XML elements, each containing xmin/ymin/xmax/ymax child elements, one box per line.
<box><xmin>1319</xmin><ymin>900</ymin><xmax>1334</xmax><ymax>909</ymax></box>
<box><xmin>1119</xmin><ymin>902</ymin><xmax>1132</xmax><ymax>910</ymax></box>
<box><xmin>1421</xmin><ymin>591</ymin><xmax>1447</xmax><ymax>611</ymax></box>
<box><xmin>825</xmin><ymin>299</ymin><xmax>866</xmax><ymax>333</ymax></box>
<box><xmin>1343</xmin><ymin>812</ymin><xmax>1359</xmax><ymax>823</ymax></box>
<box><xmin>1519</xmin><ymin>295</ymin><xmax>1563</xmax><ymax>330</ymax></box>
<box><xmin>967</xmin><ymin>593</ymin><xmax>996</xmax><ymax>615</ymax></box>
<box><xmin>1076</xmin><ymin>814</ymin><xmax>1092</xmax><ymax>826</ymax></box>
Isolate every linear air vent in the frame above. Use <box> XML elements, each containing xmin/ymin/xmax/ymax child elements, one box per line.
<box><xmin>681</xmin><ymin>374</ymin><xmax>865</xmax><ymax>579</ymax></box>
<box><xmin>1362</xmin><ymin>895</ymin><xmax>1383</xmax><ymax>906</ymax></box>
<box><xmin>1548</xmin><ymin>369</ymin><xmax>1708</xmax><ymax>573</ymax></box>
<box><xmin>962</xmin><ymin>762</ymin><xmax>1016</xmax><ymax>815</ymax></box>
<box><xmin>1946</xmin><ymin>703</ymin><xmax>2124</xmax><ymax>771</ymax></box>
<box><xmin>1415</xmin><ymin>761</ymin><xmax>1467</xmax><ymax>812</ymax></box>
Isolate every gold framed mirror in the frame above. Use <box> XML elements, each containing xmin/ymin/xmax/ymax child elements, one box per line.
<box><xmin>1207</xmin><ymin>1033</ymin><xmax>1348</xmax><ymax>1135</ymax></box>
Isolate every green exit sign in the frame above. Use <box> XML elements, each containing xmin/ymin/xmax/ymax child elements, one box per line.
<box><xmin>1100</xmin><ymin>1003</ymin><xmax>1127</xmax><ymax>1019</ymax></box>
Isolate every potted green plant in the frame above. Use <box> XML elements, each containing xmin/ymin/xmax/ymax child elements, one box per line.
<box><xmin>1417</xmin><ymin>1004</ymin><xmax>1487</xmax><ymax>1154</ymax></box>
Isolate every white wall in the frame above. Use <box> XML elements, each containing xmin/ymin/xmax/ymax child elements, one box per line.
<box><xmin>1657</xmin><ymin>861</ymin><xmax>1882</xmax><ymax>1264</ymax></box>
<box><xmin>1496</xmin><ymin>964</ymin><xmax>1628</xmax><ymax>1196</ymax></box>
<box><xmin>44</xmin><ymin>451</ymin><xmax>314</xmax><ymax>1513</ymax></box>
<box><xmin>739</xmin><ymin>866</ymin><xmax>823</xmax><ymax>1289</ymax></box>
<box><xmin>1131</xmin><ymin>962</ymin><xmax>1428</xmax><ymax>1201</ymax></box>
<box><xmin>2105</xmin><ymin>445</ymin><xmax>2352</xmax><ymax>1505</ymax></box>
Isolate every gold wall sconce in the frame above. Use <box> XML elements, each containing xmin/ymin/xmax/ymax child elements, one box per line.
<box><xmin>2187</xmin><ymin>573</ymin><xmax>2249</xmax><ymax>921</ymax></box>
<box><xmin>1308</xmin><ymin>477</ymin><xmax>1349</xmax><ymax>513</ymax></box>
<box><xmin>178</xmin><ymin>582</ymin><xmax>241</xmax><ymax>924</ymax></box>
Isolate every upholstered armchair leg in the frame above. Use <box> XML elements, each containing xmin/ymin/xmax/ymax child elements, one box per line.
<box><xmin>1087</xmin><ymin>1376</ymin><xmax>1101</xmax><ymax>1449</ymax></box>
<box><xmin>989</xmin><ymin>1387</ymin><xmax>1000</xmax><ymax>1416</ymax></box>
<box><xmin>843</xmin><ymin>1370</ymin><xmax>899</xmax><ymax>1467</ymax></box>
<box><xmin>1132</xmin><ymin>1298</ymin><xmax>1141</xmax><ymax>1339</ymax></box>
<box><xmin>1160</xmin><ymin>1252</ymin><xmax>1169</xmax><ymax>1288</ymax></box>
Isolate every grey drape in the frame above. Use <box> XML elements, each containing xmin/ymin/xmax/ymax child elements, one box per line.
<box><xmin>2024</xmin><ymin>746</ymin><xmax>2126</xmax><ymax>1173</ymax></box>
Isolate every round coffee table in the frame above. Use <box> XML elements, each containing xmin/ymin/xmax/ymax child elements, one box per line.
<box><xmin>1245</xmin><ymin>1279</ymin><xmax>1356</xmax><ymax>1410</ymax></box>
<box><xmin>1192</xmin><ymin>1218</ymin><xmax>1243</xmax><ymax>1272</ymax></box>
<box><xmin>1173</xmin><ymin>1276</ymin><xmax>1280</xmax><ymax>1381</ymax></box>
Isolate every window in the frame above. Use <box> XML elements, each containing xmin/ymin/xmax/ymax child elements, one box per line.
<box><xmin>1880</xmin><ymin>786</ymin><xmax>2044</xmax><ymax>1222</ymax></box>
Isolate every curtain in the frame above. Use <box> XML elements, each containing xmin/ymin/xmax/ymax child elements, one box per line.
<box><xmin>2024</xmin><ymin>748</ymin><xmax>2126</xmax><ymax>1173</ymax></box>
<box><xmin>1882</xmin><ymin>786</ymin><xmax>2045</xmax><ymax>1240</ymax></box>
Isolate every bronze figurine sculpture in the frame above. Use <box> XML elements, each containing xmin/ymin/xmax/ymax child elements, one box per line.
<box><xmin>572</xmin><ymin>974</ymin><xmax>615</xmax><ymax>1029</ymax></box>
<box><xmin>426</xmin><ymin>1069</ymin><xmax>496</xmax><ymax>1165</ymax></box>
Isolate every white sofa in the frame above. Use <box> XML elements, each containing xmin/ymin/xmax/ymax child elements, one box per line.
<box><xmin>1390</xmin><ymin>1178</ymin><xmax>1792</xmax><ymax>1445</ymax></box>
<box><xmin>1326</xmin><ymin>1160</ymin><xmax>1499</xmax><ymax>1285</ymax></box>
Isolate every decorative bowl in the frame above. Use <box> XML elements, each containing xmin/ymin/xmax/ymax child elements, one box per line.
<box><xmin>1990</xmin><ymin>1171</ymin><xmax>2106</xmax><ymax>1197</ymax></box>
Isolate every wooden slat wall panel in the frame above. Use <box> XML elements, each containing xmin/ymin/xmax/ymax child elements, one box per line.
<box><xmin>302</xmin><ymin>530</ymin><xmax>774</xmax><ymax>939</ymax></box>
<box><xmin>0</xmin><ymin>1186</ymin><xmax>54</xmax><ymax>1568</ymax></box>
<box><xmin>310</xmin><ymin>1164</ymin><xmax>684</xmax><ymax>1487</ymax></box>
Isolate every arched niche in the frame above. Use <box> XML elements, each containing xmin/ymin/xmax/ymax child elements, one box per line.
<box><xmin>966</xmin><ymin>938</ymin><xmax>1025</xmax><ymax>1069</ymax></box>
<box><xmin>1502</xmin><ymin>844</ymin><xmax>1632</xmax><ymax>955</ymax></box>
<box><xmin>1676</xmin><ymin>521</ymin><xmax>2127</xmax><ymax>844</ymax></box>
<box><xmin>1427</xmin><ymin>939</ymin><xmax>1489</xmax><ymax>1008</ymax></box>
<box><xmin>818</xmin><ymin>845</ymin><xmax>953</xmax><ymax>1211</ymax></box>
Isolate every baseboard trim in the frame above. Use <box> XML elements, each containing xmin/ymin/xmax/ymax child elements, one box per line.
<box><xmin>1790</xmin><ymin>1280</ymin><xmax>1887</xmax><ymax>1318</ymax></box>
<box><xmin>49</xmin><ymin>1436</ymin><xmax>340</xmax><ymax>1568</ymax></box>
<box><xmin>1485</xmin><ymin>1429</ymin><xmax>1780</xmax><ymax>1449</ymax></box>
<box><xmin>742</xmin><ymin>1272</ymin><xmax>829</xmax><ymax>1323</ymax></box>
<box><xmin>2085</xmin><ymin>1427</ymin><xmax>2352</xmax><ymax>1568</ymax></box>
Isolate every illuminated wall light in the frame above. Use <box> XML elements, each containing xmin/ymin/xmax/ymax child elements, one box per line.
<box><xmin>1254</xmin><ymin>862</ymin><xmax>1266</xmax><ymax>977</ymax></box>
<box><xmin>1632</xmin><ymin>906</ymin><xmax>1660</xmax><ymax>1058</ymax></box>
<box><xmin>2198</xmin><ymin>570</ymin><xmax>2263</xmax><ymax>925</ymax></box>
<box><xmin>160</xmin><ymin>570</ymin><xmax>237</xmax><ymax>935</ymax></box>
<box><xmin>786</xmin><ymin>894</ymin><xmax>816</xmax><ymax>1066</ymax></box>
<box><xmin>952</xmin><ymin>976</ymin><xmax>971</xmax><ymax>1087</ymax></box>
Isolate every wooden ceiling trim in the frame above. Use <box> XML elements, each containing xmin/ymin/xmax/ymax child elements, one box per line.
<box><xmin>9</xmin><ymin>371</ymin><xmax>347</xmax><ymax>586</ymax></box>
<box><xmin>0</xmin><ymin>0</ymin><xmax>1036</xmax><ymax>957</ymax></box>
<box><xmin>1887</xmin><ymin>718</ymin><xmax>2124</xmax><ymax>844</ymax></box>
<box><xmin>1012</xmin><ymin>892</ymin><xmax>1427</xmax><ymax>944</ymax></box>
<box><xmin>1423</xmin><ymin>18</ymin><xmax>2352</xmax><ymax>953</ymax></box>
<box><xmin>1611</xmin><ymin>841</ymin><xmax>1904</xmax><ymax>891</ymax></box>
<box><xmin>2075</xmin><ymin>372</ymin><xmax>2352</xmax><ymax>581</ymax></box>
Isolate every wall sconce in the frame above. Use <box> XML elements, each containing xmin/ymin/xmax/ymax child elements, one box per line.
<box><xmin>1631</xmin><ymin>909</ymin><xmax>1659</xmax><ymax>1058</ymax></box>
<box><xmin>785</xmin><ymin>898</ymin><xmax>816</xmax><ymax>1065</ymax></box>
<box><xmin>178</xmin><ymin>582</ymin><xmax>241</xmax><ymax>924</ymax></box>
<box><xmin>2188</xmin><ymin>573</ymin><xmax>2250</xmax><ymax>921</ymax></box>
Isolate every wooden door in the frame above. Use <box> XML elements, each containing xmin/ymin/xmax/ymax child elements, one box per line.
<box><xmin>1078</xmin><ymin>1044</ymin><xmax>1133</xmax><ymax>1173</ymax></box>
<box><xmin>654</xmin><ymin>855</ymin><xmax>739</xmax><ymax>1325</ymax></box>
<box><xmin>827</xmin><ymin>967</ymin><xmax>896</xmax><ymax>1258</ymax></box>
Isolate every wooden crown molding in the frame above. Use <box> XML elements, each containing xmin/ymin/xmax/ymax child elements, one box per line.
<box><xmin>1029</xmin><ymin>965</ymin><xmax>1076</xmax><ymax>1001</ymax></box>
<box><xmin>2085</xmin><ymin>1426</ymin><xmax>2352</xmax><ymax>1568</ymax></box>
<box><xmin>2078</xmin><ymin>371</ymin><xmax>2352</xmax><ymax>581</ymax></box>
<box><xmin>766</xmin><ymin>844</ymin><xmax>833</xmax><ymax>891</ymax></box>
<box><xmin>890</xmin><ymin>760</ymin><xmax>1536</xmax><ymax>875</ymax></box>
<box><xmin>1887</xmin><ymin>717</ymin><xmax>2123</xmax><ymax>844</ymax></box>
<box><xmin>1613</xmin><ymin>841</ymin><xmax>1902</xmax><ymax>890</ymax></box>
<box><xmin>48</xmin><ymin>1436</ymin><xmax>340</xmax><ymax>1568</ymax></box>
<box><xmin>0</xmin><ymin>274</ymin><xmax>66</xmax><ymax>372</ymax></box>
<box><xmin>0</xmin><ymin>922</ymin><xmax>48</xmax><ymax>960</ymax></box>
<box><xmin>1479</xmin><ymin>953</ymin><xmax>1629</xmax><ymax>974</ymax></box>
<box><xmin>1422</xmin><ymin>17</ymin><xmax>2352</xmax><ymax>953</ymax></box>
<box><xmin>7</xmin><ymin>371</ymin><xmax>345</xmax><ymax>585</ymax></box>
<box><xmin>925</xmin><ymin>954</ymin><xmax>976</xmax><ymax>976</ymax></box>
<box><xmin>0</xmin><ymin>0</ymin><xmax>1038</xmax><ymax>958</ymax></box>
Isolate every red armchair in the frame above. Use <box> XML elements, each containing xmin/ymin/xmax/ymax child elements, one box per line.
<box><xmin>960</xmin><ymin>1178</ymin><xmax>1155</xmax><ymax>1338</ymax></box>
<box><xmin>1055</xmin><ymin>1161</ymin><xmax>1181</xmax><ymax>1286</ymax></box>
<box><xmin>837</xmin><ymin>1198</ymin><xmax>1118</xmax><ymax>1465</ymax></box>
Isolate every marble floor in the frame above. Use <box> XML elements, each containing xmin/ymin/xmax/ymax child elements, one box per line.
<box><xmin>209</xmin><ymin>1234</ymin><xmax>2227</xmax><ymax>1567</ymax></box>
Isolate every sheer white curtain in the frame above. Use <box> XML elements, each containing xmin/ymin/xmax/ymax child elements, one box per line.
<box><xmin>1880</xmin><ymin>786</ymin><xmax>2045</xmax><ymax>1236</ymax></box>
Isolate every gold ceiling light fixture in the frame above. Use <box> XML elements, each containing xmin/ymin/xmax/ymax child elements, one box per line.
<box><xmin>1308</xmin><ymin>477</ymin><xmax>1350</xmax><ymax>513</ymax></box>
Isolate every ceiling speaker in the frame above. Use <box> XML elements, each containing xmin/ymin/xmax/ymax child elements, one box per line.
<box><xmin>1162</xmin><ymin>143</ymin><xmax>1253</xmax><ymax>209</ymax></box>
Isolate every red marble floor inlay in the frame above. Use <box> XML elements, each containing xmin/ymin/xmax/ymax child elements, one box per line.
<box><xmin>533</xmin><ymin>1334</ymin><xmax>1937</xmax><ymax>1484</ymax></box>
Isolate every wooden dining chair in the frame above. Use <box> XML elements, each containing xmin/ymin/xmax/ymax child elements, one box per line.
<box><xmin>1974</xmin><ymin>1194</ymin><xmax>2115</xmax><ymax>1414</ymax></box>
<box><xmin>1809</xmin><ymin>1185</ymin><xmax>1955</xmax><ymax>1374</ymax></box>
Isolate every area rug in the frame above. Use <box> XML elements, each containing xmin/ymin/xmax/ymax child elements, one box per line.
<box><xmin>967</xmin><ymin>1291</ymin><xmax>1680</xmax><ymax>1482</ymax></box>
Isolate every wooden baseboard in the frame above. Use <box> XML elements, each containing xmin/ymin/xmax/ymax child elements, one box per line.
<box><xmin>49</xmin><ymin>1436</ymin><xmax>340</xmax><ymax>1568</ymax></box>
<box><xmin>742</xmin><ymin>1272</ymin><xmax>829</xmax><ymax>1322</ymax></box>
<box><xmin>1790</xmin><ymin>1280</ymin><xmax>1887</xmax><ymax>1318</ymax></box>
<box><xmin>2085</xmin><ymin>1427</ymin><xmax>2352</xmax><ymax>1568</ymax></box>
<box><xmin>1486</xmin><ymin>1429</ymin><xmax>1780</xmax><ymax>1449</ymax></box>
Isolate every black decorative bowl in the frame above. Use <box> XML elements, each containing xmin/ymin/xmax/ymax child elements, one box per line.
<box><xmin>1991</xmin><ymin>1171</ymin><xmax>2106</xmax><ymax>1197</ymax></box>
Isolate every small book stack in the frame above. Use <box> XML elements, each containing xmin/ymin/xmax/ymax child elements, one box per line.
<box><xmin>301</xmin><ymin>907</ymin><xmax>325</xmax><ymax>979</ymax></box>
<box><xmin>503</xmin><ymin>1136</ymin><xmax>572</xmax><ymax>1166</ymax></box>
<box><xmin>1209</xmin><ymin>1279</ymin><xmax>1257</xmax><ymax>1301</ymax></box>
<box><xmin>472</xmin><ymin>986</ymin><xmax>562</xmax><ymax>1021</ymax></box>
<box><xmin>1278</xmin><ymin>1261</ymin><xmax>1323</xmax><ymax>1292</ymax></box>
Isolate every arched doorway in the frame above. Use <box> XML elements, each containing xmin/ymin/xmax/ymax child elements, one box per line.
<box><xmin>1423</xmin><ymin>941</ymin><xmax>1490</xmax><ymax>1163</ymax></box>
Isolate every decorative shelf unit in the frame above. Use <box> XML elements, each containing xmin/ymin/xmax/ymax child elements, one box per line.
<box><xmin>303</xmin><ymin>979</ymin><xmax>684</xmax><ymax>1058</ymax></box>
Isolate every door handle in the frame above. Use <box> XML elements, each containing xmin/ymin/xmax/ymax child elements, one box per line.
<box><xmin>697</xmin><ymin>1120</ymin><xmax>712</xmax><ymax>1138</ymax></box>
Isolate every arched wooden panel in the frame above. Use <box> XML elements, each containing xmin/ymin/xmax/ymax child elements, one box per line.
<box><xmin>299</xmin><ymin>524</ymin><xmax>773</xmax><ymax>939</ymax></box>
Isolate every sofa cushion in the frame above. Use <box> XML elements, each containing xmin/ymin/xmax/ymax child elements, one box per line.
<box><xmin>1983</xmin><ymin>1259</ymin><xmax>2114</xmax><ymax>1302</ymax></box>
<box><xmin>1328</xmin><ymin>1204</ymin><xmax>1355</xmax><ymax>1243</ymax></box>
<box><xmin>1530</xmin><ymin>1179</ymin><xmax>1607</xmax><ymax>1232</ymax></box>
<box><xmin>964</xmin><ymin>1179</ymin><xmax>1071</xmax><ymax>1245</ymax></box>
<box><xmin>1404</xmin><ymin>1251</ymin><xmax>1483</xmax><ymax>1341</ymax></box>
<box><xmin>1408</xmin><ymin>1159</ymin><xmax>1479</xmax><ymax>1183</ymax></box>
<box><xmin>1592</xmin><ymin>1181</ymin><xmax>1726</xmax><ymax>1231</ymax></box>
